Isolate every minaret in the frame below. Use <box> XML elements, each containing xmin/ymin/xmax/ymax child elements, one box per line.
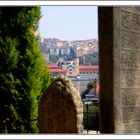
<box><xmin>74</xmin><ymin>57</ymin><xmax>79</xmax><ymax>75</ymax></box>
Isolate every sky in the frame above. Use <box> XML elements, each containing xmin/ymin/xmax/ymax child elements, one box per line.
<box><xmin>39</xmin><ymin>6</ymin><xmax>98</xmax><ymax>41</ymax></box>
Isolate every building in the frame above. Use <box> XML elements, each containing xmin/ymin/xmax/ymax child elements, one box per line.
<box><xmin>79</xmin><ymin>65</ymin><xmax>99</xmax><ymax>79</ymax></box>
<box><xmin>47</xmin><ymin>63</ymin><xmax>67</xmax><ymax>77</ymax></box>
<box><xmin>49</xmin><ymin>46</ymin><xmax>60</xmax><ymax>55</ymax></box>
<box><xmin>47</xmin><ymin>61</ymin><xmax>99</xmax><ymax>80</ymax></box>
<box><xmin>60</xmin><ymin>47</ymin><xmax>70</xmax><ymax>55</ymax></box>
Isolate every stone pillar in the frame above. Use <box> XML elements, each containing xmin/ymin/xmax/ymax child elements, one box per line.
<box><xmin>99</xmin><ymin>7</ymin><xmax>140</xmax><ymax>133</ymax></box>
<box><xmin>38</xmin><ymin>76</ymin><xmax>83</xmax><ymax>133</ymax></box>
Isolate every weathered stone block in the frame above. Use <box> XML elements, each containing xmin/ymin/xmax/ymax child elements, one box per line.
<box><xmin>122</xmin><ymin>89</ymin><xmax>140</xmax><ymax>106</ymax></box>
<box><xmin>99</xmin><ymin>7</ymin><xmax>140</xmax><ymax>133</ymax></box>
<box><xmin>124</xmin><ymin>123</ymin><xmax>140</xmax><ymax>133</ymax></box>
<box><xmin>122</xmin><ymin>107</ymin><xmax>140</xmax><ymax>123</ymax></box>
<box><xmin>38</xmin><ymin>76</ymin><xmax>83</xmax><ymax>133</ymax></box>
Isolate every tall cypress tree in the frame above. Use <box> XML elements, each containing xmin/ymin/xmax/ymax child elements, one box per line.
<box><xmin>0</xmin><ymin>7</ymin><xmax>51</xmax><ymax>133</ymax></box>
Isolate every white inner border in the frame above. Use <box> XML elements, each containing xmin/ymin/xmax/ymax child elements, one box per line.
<box><xmin>0</xmin><ymin>134</ymin><xmax>140</xmax><ymax>139</ymax></box>
<box><xmin>0</xmin><ymin>1</ymin><xmax>140</xmax><ymax>139</ymax></box>
<box><xmin>0</xmin><ymin>1</ymin><xmax>140</xmax><ymax>6</ymax></box>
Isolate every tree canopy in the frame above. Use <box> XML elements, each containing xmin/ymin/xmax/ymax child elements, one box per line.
<box><xmin>0</xmin><ymin>7</ymin><xmax>51</xmax><ymax>133</ymax></box>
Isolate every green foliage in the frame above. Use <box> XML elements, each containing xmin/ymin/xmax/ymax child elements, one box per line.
<box><xmin>86</xmin><ymin>52</ymin><xmax>99</xmax><ymax>65</ymax></box>
<box><xmin>66</xmin><ymin>48</ymin><xmax>76</xmax><ymax>61</ymax></box>
<box><xmin>81</xmin><ymin>81</ymin><xmax>93</xmax><ymax>99</ymax></box>
<box><xmin>0</xmin><ymin>7</ymin><xmax>50</xmax><ymax>133</ymax></box>
<box><xmin>87</xmin><ymin>82</ymin><xmax>93</xmax><ymax>89</ymax></box>
<box><xmin>83</xmin><ymin>104</ymin><xmax>99</xmax><ymax>131</ymax></box>
<box><xmin>49</xmin><ymin>55</ymin><xmax>60</xmax><ymax>63</ymax></box>
<box><xmin>49</xmin><ymin>48</ymin><xmax>76</xmax><ymax>62</ymax></box>
<box><xmin>79</xmin><ymin>52</ymin><xmax>99</xmax><ymax>65</ymax></box>
<box><xmin>92</xmin><ymin>52</ymin><xmax>99</xmax><ymax>65</ymax></box>
<box><xmin>66</xmin><ymin>54</ymin><xmax>73</xmax><ymax>61</ymax></box>
<box><xmin>41</xmin><ymin>65</ymin><xmax>51</xmax><ymax>92</ymax></box>
<box><xmin>79</xmin><ymin>56</ymin><xmax>84</xmax><ymax>65</ymax></box>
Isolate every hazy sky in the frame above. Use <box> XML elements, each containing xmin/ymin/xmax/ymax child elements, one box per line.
<box><xmin>39</xmin><ymin>6</ymin><xmax>98</xmax><ymax>41</ymax></box>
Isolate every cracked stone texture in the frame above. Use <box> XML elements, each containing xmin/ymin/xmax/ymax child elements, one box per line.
<box><xmin>38</xmin><ymin>76</ymin><xmax>83</xmax><ymax>133</ymax></box>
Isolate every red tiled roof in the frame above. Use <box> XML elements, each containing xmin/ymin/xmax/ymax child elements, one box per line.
<box><xmin>79</xmin><ymin>65</ymin><xmax>99</xmax><ymax>70</ymax></box>
<box><xmin>47</xmin><ymin>63</ymin><xmax>67</xmax><ymax>73</ymax></box>
<box><xmin>50</xmin><ymin>68</ymin><xmax>67</xmax><ymax>73</ymax></box>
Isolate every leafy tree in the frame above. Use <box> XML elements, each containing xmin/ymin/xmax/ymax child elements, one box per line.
<box><xmin>83</xmin><ymin>104</ymin><xmax>99</xmax><ymax>131</ymax></box>
<box><xmin>84</xmin><ymin>52</ymin><xmax>99</xmax><ymax>65</ymax></box>
<box><xmin>92</xmin><ymin>52</ymin><xmax>99</xmax><ymax>65</ymax></box>
<box><xmin>64</xmin><ymin>48</ymin><xmax>76</xmax><ymax>61</ymax></box>
<box><xmin>66</xmin><ymin>54</ymin><xmax>73</xmax><ymax>61</ymax></box>
<box><xmin>85</xmin><ymin>54</ymin><xmax>93</xmax><ymax>65</ymax></box>
<box><xmin>49</xmin><ymin>54</ymin><xmax>60</xmax><ymax>63</ymax></box>
<box><xmin>79</xmin><ymin>56</ymin><xmax>84</xmax><ymax>65</ymax></box>
<box><xmin>81</xmin><ymin>82</ymin><xmax>93</xmax><ymax>99</ymax></box>
<box><xmin>0</xmin><ymin>7</ymin><xmax>50</xmax><ymax>133</ymax></box>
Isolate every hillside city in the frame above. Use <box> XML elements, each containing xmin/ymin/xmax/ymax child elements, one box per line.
<box><xmin>39</xmin><ymin>37</ymin><xmax>100</xmax><ymax>132</ymax></box>
<box><xmin>39</xmin><ymin>38</ymin><xmax>99</xmax><ymax>80</ymax></box>
<box><xmin>39</xmin><ymin>38</ymin><xmax>98</xmax><ymax>65</ymax></box>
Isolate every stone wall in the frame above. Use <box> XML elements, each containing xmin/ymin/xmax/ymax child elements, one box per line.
<box><xmin>99</xmin><ymin>7</ymin><xmax>140</xmax><ymax>133</ymax></box>
<box><xmin>99</xmin><ymin>7</ymin><xmax>114</xmax><ymax>133</ymax></box>
<box><xmin>116</xmin><ymin>7</ymin><xmax>140</xmax><ymax>133</ymax></box>
<box><xmin>38</xmin><ymin>76</ymin><xmax>83</xmax><ymax>133</ymax></box>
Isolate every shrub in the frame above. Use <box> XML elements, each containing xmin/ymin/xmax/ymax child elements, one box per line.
<box><xmin>0</xmin><ymin>7</ymin><xmax>50</xmax><ymax>133</ymax></box>
<box><xmin>83</xmin><ymin>103</ymin><xmax>99</xmax><ymax>131</ymax></box>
